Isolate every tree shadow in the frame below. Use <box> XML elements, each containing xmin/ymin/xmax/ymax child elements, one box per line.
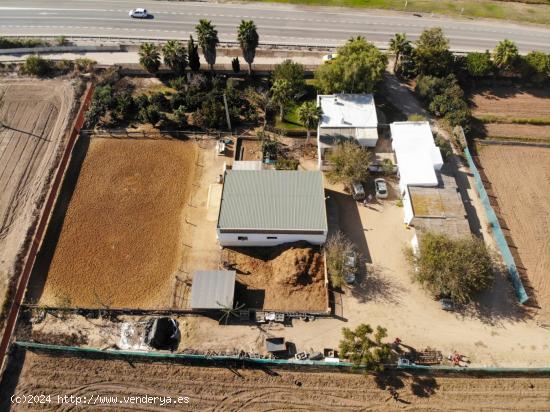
<box><xmin>0</xmin><ymin>346</ymin><xmax>26</xmax><ymax>410</ymax></box>
<box><xmin>351</xmin><ymin>264</ymin><xmax>404</xmax><ymax>305</ymax></box>
<box><xmin>410</xmin><ymin>374</ymin><xmax>439</xmax><ymax>398</ymax></box>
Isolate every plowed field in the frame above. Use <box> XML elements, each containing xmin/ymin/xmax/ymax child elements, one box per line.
<box><xmin>2</xmin><ymin>350</ymin><xmax>550</xmax><ymax>411</ymax></box>
<box><xmin>478</xmin><ymin>144</ymin><xmax>550</xmax><ymax>319</ymax></box>
<box><xmin>0</xmin><ymin>80</ymin><xmax>74</xmax><ymax>320</ymax></box>
<box><xmin>37</xmin><ymin>138</ymin><xmax>198</xmax><ymax>308</ymax></box>
<box><xmin>470</xmin><ymin>86</ymin><xmax>550</xmax><ymax>119</ymax></box>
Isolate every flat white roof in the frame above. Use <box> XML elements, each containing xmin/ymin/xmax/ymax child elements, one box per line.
<box><xmin>390</xmin><ymin>122</ymin><xmax>443</xmax><ymax>191</ymax></box>
<box><xmin>318</xmin><ymin>94</ymin><xmax>377</xmax><ymax>129</ymax></box>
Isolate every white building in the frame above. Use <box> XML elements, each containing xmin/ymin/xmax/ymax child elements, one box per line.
<box><xmin>216</xmin><ymin>170</ymin><xmax>328</xmax><ymax>247</ymax></box>
<box><xmin>317</xmin><ymin>94</ymin><xmax>378</xmax><ymax>170</ymax></box>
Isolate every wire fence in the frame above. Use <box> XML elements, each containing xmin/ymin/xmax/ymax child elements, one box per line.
<box><xmin>463</xmin><ymin>147</ymin><xmax>529</xmax><ymax>304</ymax></box>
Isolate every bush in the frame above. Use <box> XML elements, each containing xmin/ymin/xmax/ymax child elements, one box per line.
<box><xmin>20</xmin><ymin>55</ymin><xmax>53</xmax><ymax>76</ymax></box>
<box><xmin>168</xmin><ymin>76</ymin><xmax>187</xmax><ymax>90</ymax></box>
<box><xmin>466</xmin><ymin>51</ymin><xmax>493</xmax><ymax>77</ymax></box>
<box><xmin>339</xmin><ymin>324</ymin><xmax>391</xmax><ymax>371</ymax></box>
<box><xmin>0</xmin><ymin>37</ymin><xmax>48</xmax><ymax>49</ymax></box>
<box><xmin>275</xmin><ymin>158</ymin><xmax>299</xmax><ymax>170</ymax></box>
<box><xmin>74</xmin><ymin>58</ymin><xmax>96</xmax><ymax>73</ymax></box>
<box><xmin>139</xmin><ymin>104</ymin><xmax>161</xmax><ymax>125</ymax></box>
<box><xmin>54</xmin><ymin>59</ymin><xmax>74</xmax><ymax>74</ymax></box>
<box><xmin>173</xmin><ymin>105</ymin><xmax>188</xmax><ymax>128</ymax></box>
<box><xmin>406</xmin><ymin>232</ymin><xmax>495</xmax><ymax>304</ymax></box>
<box><xmin>93</xmin><ymin>85</ymin><xmax>115</xmax><ymax>110</ymax></box>
<box><xmin>407</xmin><ymin>114</ymin><xmax>427</xmax><ymax>121</ymax></box>
<box><xmin>520</xmin><ymin>51</ymin><xmax>550</xmax><ymax>83</ymax></box>
<box><xmin>231</xmin><ymin>57</ymin><xmax>240</xmax><ymax>74</ymax></box>
<box><xmin>149</xmin><ymin>91</ymin><xmax>169</xmax><ymax>111</ymax></box>
<box><xmin>326</xmin><ymin>140</ymin><xmax>371</xmax><ymax>186</ymax></box>
<box><xmin>414</xmin><ymin>27</ymin><xmax>454</xmax><ymax>76</ymax></box>
<box><xmin>434</xmin><ymin>135</ymin><xmax>453</xmax><ymax>160</ymax></box>
<box><xmin>113</xmin><ymin>92</ymin><xmax>135</xmax><ymax>120</ymax></box>
<box><xmin>273</xmin><ymin>59</ymin><xmax>306</xmax><ymax>99</ymax></box>
<box><xmin>325</xmin><ymin>231</ymin><xmax>356</xmax><ymax>289</ymax></box>
<box><xmin>193</xmin><ymin>96</ymin><xmax>226</xmax><ymax>129</ymax></box>
<box><xmin>134</xmin><ymin>94</ymin><xmax>150</xmax><ymax>111</ymax></box>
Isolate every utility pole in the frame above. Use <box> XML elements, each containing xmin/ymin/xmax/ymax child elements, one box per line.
<box><xmin>223</xmin><ymin>93</ymin><xmax>232</xmax><ymax>131</ymax></box>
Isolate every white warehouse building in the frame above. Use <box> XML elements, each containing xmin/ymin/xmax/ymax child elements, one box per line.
<box><xmin>317</xmin><ymin>94</ymin><xmax>378</xmax><ymax>170</ymax></box>
<box><xmin>216</xmin><ymin>170</ymin><xmax>328</xmax><ymax>247</ymax></box>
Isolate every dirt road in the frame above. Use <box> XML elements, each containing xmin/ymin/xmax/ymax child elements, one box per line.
<box><xmin>2</xmin><ymin>350</ymin><xmax>550</xmax><ymax>411</ymax></box>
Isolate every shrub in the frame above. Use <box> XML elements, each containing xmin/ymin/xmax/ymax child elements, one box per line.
<box><xmin>93</xmin><ymin>84</ymin><xmax>114</xmax><ymax>110</ymax></box>
<box><xmin>149</xmin><ymin>91</ymin><xmax>169</xmax><ymax>111</ymax></box>
<box><xmin>325</xmin><ymin>231</ymin><xmax>356</xmax><ymax>289</ymax></box>
<box><xmin>414</xmin><ymin>27</ymin><xmax>454</xmax><ymax>76</ymax></box>
<box><xmin>56</xmin><ymin>35</ymin><xmax>69</xmax><ymax>46</ymax></box>
<box><xmin>20</xmin><ymin>55</ymin><xmax>52</xmax><ymax>76</ymax></box>
<box><xmin>406</xmin><ymin>232</ymin><xmax>495</xmax><ymax>304</ymax></box>
<box><xmin>273</xmin><ymin>59</ymin><xmax>306</xmax><ymax>98</ymax></box>
<box><xmin>326</xmin><ymin>140</ymin><xmax>372</xmax><ymax>186</ymax></box>
<box><xmin>435</xmin><ymin>135</ymin><xmax>453</xmax><ymax>160</ymax></box>
<box><xmin>173</xmin><ymin>105</ymin><xmax>188</xmax><ymax>128</ymax></box>
<box><xmin>139</xmin><ymin>104</ymin><xmax>161</xmax><ymax>125</ymax></box>
<box><xmin>339</xmin><ymin>324</ymin><xmax>391</xmax><ymax>371</ymax></box>
<box><xmin>193</xmin><ymin>96</ymin><xmax>226</xmax><ymax>129</ymax></box>
<box><xmin>113</xmin><ymin>92</ymin><xmax>135</xmax><ymax>120</ymax></box>
<box><xmin>168</xmin><ymin>76</ymin><xmax>187</xmax><ymax>90</ymax></box>
<box><xmin>520</xmin><ymin>51</ymin><xmax>550</xmax><ymax>83</ymax></box>
<box><xmin>466</xmin><ymin>51</ymin><xmax>493</xmax><ymax>77</ymax></box>
<box><xmin>54</xmin><ymin>59</ymin><xmax>74</xmax><ymax>74</ymax></box>
<box><xmin>231</xmin><ymin>57</ymin><xmax>240</xmax><ymax>73</ymax></box>
<box><xmin>74</xmin><ymin>58</ymin><xmax>96</xmax><ymax>73</ymax></box>
<box><xmin>275</xmin><ymin>158</ymin><xmax>299</xmax><ymax>170</ymax></box>
<box><xmin>407</xmin><ymin>114</ymin><xmax>427</xmax><ymax>121</ymax></box>
<box><xmin>0</xmin><ymin>37</ymin><xmax>48</xmax><ymax>49</ymax></box>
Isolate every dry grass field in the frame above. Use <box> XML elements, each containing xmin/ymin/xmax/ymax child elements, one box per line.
<box><xmin>2</xmin><ymin>350</ymin><xmax>550</xmax><ymax>411</ymax></box>
<box><xmin>483</xmin><ymin>123</ymin><xmax>550</xmax><ymax>141</ymax></box>
<box><xmin>478</xmin><ymin>144</ymin><xmax>550</xmax><ymax>319</ymax></box>
<box><xmin>0</xmin><ymin>80</ymin><xmax>74</xmax><ymax>319</ymax></box>
<box><xmin>37</xmin><ymin>138</ymin><xmax>198</xmax><ymax>309</ymax></box>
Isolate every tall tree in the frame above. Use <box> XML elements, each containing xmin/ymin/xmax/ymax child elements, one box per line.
<box><xmin>187</xmin><ymin>35</ymin><xmax>201</xmax><ymax>73</ymax></box>
<box><xmin>162</xmin><ymin>40</ymin><xmax>187</xmax><ymax>75</ymax></box>
<box><xmin>414</xmin><ymin>27</ymin><xmax>453</xmax><ymax>76</ymax></box>
<box><xmin>326</xmin><ymin>140</ymin><xmax>371</xmax><ymax>186</ymax></box>
<box><xmin>339</xmin><ymin>324</ymin><xmax>391</xmax><ymax>371</ymax></box>
<box><xmin>195</xmin><ymin>19</ymin><xmax>219</xmax><ymax>72</ymax></box>
<box><xmin>315</xmin><ymin>36</ymin><xmax>387</xmax><ymax>94</ymax></box>
<box><xmin>388</xmin><ymin>33</ymin><xmax>409</xmax><ymax>73</ymax></box>
<box><xmin>270</xmin><ymin>79</ymin><xmax>292</xmax><ymax>119</ymax></box>
<box><xmin>493</xmin><ymin>39</ymin><xmax>519</xmax><ymax>72</ymax></box>
<box><xmin>237</xmin><ymin>20</ymin><xmax>259</xmax><ymax>75</ymax></box>
<box><xmin>138</xmin><ymin>42</ymin><xmax>161</xmax><ymax>73</ymax></box>
<box><xmin>297</xmin><ymin>100</ymin><xmax>323</xmax><ymax>143</ymax></box>
<box><xmin>273</xmin><ymin>59</ymin><xmax>306</xmax><ymax>99</ymax></box>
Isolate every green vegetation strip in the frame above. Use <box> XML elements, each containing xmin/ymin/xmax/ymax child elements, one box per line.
<box><xmin>476</xmin><ymin>115</ymin><xmax>550</xmax><ymax>125</ymax></box>
<box><xmin>246</xmin><ymin>0</ymin><xmax>550</xmax><ymax>25</ymax></box>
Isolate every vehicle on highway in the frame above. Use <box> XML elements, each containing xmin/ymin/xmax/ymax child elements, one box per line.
<box><xmin>374</xmin><ymin>178</ymin><xmax>388</xmax><ymax>199</ymax></box>
<box><xmin>351</xmin><ymin>181</ymin><xmax>366</xmax><ymax>201</ymax></box>
<box><xmin>129</xmin><ymin>8</ymin><xmax>149</xmax><ymax>18</ymax></box>
<box><xmin>322</xmin><ymin>53</ymin><xmax>338</xmax><ymax>62</ymax></box>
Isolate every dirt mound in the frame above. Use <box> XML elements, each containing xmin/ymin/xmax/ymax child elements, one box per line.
<box><xmin>271</xmin><ymin>246</ymin><xmax>323</xmax><ymax>290</ymax></box>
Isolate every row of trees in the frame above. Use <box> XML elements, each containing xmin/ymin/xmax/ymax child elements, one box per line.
<box><xmin>139</xmin><ymin>19</ymin><xmax>258</xmax><ymax>74</ymax></box>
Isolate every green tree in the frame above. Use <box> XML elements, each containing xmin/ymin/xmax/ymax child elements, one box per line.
<box><xmin>520</xmin><ymin>51</ymin><xmax>550</xmax><ymax>83</ymax></box>
<box><xmin>237</xmin><ymin>20</ymin><xmax>259</xmax><ymax>74</ymax></box>
<box><xmin>162</xmin><ymin>40</ymin><xmax>188</xmax><ymax>75</ymax></box>
<box><xmin>232</xmin><ymin>57</ymin><xmax>240</xmax><ymax>73</ymax></box>
<box><xmin>188</xmin><ymin>35</ymin><xmax>201</xmax><ymax>73</ymax></box>
<box><xmin>326</xmin><ymin>140</ymin><xmax>371</xmax><ymax>186</ymax></box>
<box><xmin>20</xmin><ymin>55</ymin><xmax>53</xmax><ymax>77</ymax></box>
<box><xmin>195</xmin><ymin>19</ymin><xmax>219</xmax><ymax>72</ymax></box>
<box><xmin>315</xmin><ymin>36</ymin><xmax>387</xmax><ymax>94</ymax></box>
<box><xmin>139</xmin><ymin>104</ymin><xmax>161</xmax><ymax>125</ymax></box>
<box><xmin>297</xmin><ymin>100</ymin><xmax>322</xmax><ymax>143</ymax></box>
<box><xmin>325</xmin><ymin>231</ymin><xmax>356</xmax><ymax>289</ymax></box>
<box><xmin>173</xmin><ymin>105</ymin><xmax>188</xmax><ymax>128</ymax></box>
<box><xmin>339</xmin><ymin>324</ymin><xmax>392</xmax><ymax>371</ymax></box>
<box><xmin>270</xmin><ymin>79</ymin><xmax>293</xmax><ymax>119</ymax></box>
<box><xmin>405</xmin><ymin>232</ymin><xmax>495</xmax><ymax>304</ymax></box>
<box><xmin>138</xmin><ymin>42</ymin><xmax>161</xmax><ymax>73</ymax></box>
<box><xmin>493</xmin><ymin>39</ymin><xmax>519</xmax><ymax>72</ymax></box>
<box><xmin>414</xmin><ymin>27</ymin><xmax>453</xmax><ymax>76</ymax></box>
<box><xmin>388</xmin><ymin>33</ymin><xmax>410</xmax><ymax>73</ymax></box>
<box><xmin>273</xmin><ymin>59</ymin><xmax>306</xmax><ymax>99</ymax></box>
<box><xmin>466</xmin><ymin>51</ymin><xmax>493</xmax><ymax>77</ymax></box>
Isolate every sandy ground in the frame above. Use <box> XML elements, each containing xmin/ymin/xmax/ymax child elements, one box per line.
<box><xmin>2</xmin><ymin>350</ymin><xmax>550</xmax><ymax>411</ymax></box>
<box><xmin>225</xmin><ymin>245</ymin><xmax>328</xmax><ymax>312</ymax></box>
<box><xmin>0</xmin><ymin>79</ymin><xmax>74</xmax><ymax>319</ymax></box>
<box><xmin>482</xmin><ymin>123</ymin><xmax>550</xmax><ymax>140</ymax></box>
<box><xmin>470</xmin><ymin>86</ymin><xmax>550</xmax><ymax>119</ymax></box>
<box><xmin>35</xmin><ymin>138</ymin><xmax>198</xmax><ymax>309</ymax></box>
<box><xmin>477</xmin><ymin>144</ymin><xmax>550</xmax><ymax>321</ymax></box>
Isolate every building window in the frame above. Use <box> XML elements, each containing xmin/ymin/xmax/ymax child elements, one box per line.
<box><xmin>267</xmin><ymin>236</ymin><xmax>278</xmax><ymax>240</ymax></box>
<box><xmin>238</xmin><ymin>236</ymin><xmax>248</xmax><ymax>241</ymax></box>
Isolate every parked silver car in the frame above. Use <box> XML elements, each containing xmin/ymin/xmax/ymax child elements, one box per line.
<box><xmin>374</xmin><ymin>178</ymin><xmax>389</xmax><ymax>199</ymax></box>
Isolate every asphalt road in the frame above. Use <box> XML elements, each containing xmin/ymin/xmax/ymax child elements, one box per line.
<box><xmin>1</xmin><ymin>0</ymin><xmax>550</xmax><ymax>52</ymax></box>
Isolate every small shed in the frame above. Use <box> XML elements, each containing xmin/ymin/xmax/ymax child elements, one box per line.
<box><xmin>190</xmin><ymin>270</ymin><xmax>236</xmax><ymax>310</ymax></box>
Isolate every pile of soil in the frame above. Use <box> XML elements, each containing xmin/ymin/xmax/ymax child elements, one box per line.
<box><xmin>228</xmin><ymin>242</ymin><xmax>327</xmax><ymax>312</ymax></box>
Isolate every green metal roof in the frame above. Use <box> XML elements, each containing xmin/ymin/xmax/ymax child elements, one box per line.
<box><xmin>217</xmin><ymin>170</ymin><xmax>327</xmax><ymax>232</ymax></box>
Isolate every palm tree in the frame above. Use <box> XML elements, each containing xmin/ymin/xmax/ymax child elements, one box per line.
<box><xmin>297</xmin><ymin>101</ymin><xmax>323</xmax><ymax>143</ymax></box>
<box><xmin>493</xmin><ymin>39</ymin><xmax>519</xmax><ymax>72</ymax></box>
<box><xmin>237</xmin><ymin>20</ymin><xmax>259</xmax><ymax>75</ymax></box>
<box><xmin>187</xmin><ymin>35</ymin><xmax>200</xmax><ymax>73</ymax></box>
<box><xmin>195</xmin><ymin>19</ymin><xmax>219</xmax><ymax>72</ymax></box>
<box><xmin>138</xmin><ymin>42</ymin><xmax>161</xmax><ymax>73</ymax></box>
<box><xmin>389</xmin><ymin>33</ymin><xmax>409</xmax><ymax>73</ymax></box>
<box><xmin>162</xmin><ymin>40</ymin><xmax>187</xmax><ymax>75</ymax></box>
<box><xmin>270</xmin><ymin>79</ymin><xmax>292</xmax><ymax>119</ymax></box>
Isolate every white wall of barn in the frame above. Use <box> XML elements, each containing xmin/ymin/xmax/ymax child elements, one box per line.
<box><xmin>217</xmin><ymin>231</ymin><xmax>327</xmax><ymax>247</ymax></box>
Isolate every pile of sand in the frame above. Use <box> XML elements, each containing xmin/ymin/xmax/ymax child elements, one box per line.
<box><xmin>271</xmin><ymin>246</ymin><xmax>323</xmax><ymax>292</ymax></box>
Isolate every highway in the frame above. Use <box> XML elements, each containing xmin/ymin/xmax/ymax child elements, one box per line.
<box><xmin>1</xmin><ymin>0</ymin><xmax>550</xmax><ymax>52</ymax></box>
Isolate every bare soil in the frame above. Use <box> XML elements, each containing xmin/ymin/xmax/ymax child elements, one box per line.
<box><xmin>478</xmin><ymin>144</ymin><xmax>550</xmax><ymax>319</ymax></box>
<box><xmin>225</xmin><ymin>243</ymin><xmax>328</xmax><ymax>312</ymax></box>
<box><xmin>37</xmin><ymin>138</ymin><xmax>198</xmax><ymax>309</ymax></box>
<box><xmin>239</xmin><ymin>139</ymin><xmax>262</xmax><ymax>161</ymax></box>
<box><xmin>2</xmin><ymin>351</ymin><xmax>550</xmax><ymax>411</ymax></box>
<box><xmin>483</xmin><ymin>123</ymin><xmax>550</xmax><ymax>140</ymax></box>
<box><xmin>0</xmin><ymin>79</ymin><xmax>75</xmax><ymax>321</ymax></box>
<box><xmin>470</xmin><ymin>86</ymin><xmax>550</xmax><ymax>119</ymax></box>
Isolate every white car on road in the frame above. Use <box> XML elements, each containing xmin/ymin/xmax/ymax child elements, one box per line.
<box><xmin>374</xmin><ymin>178</ymin><xmax>389</xmax><ymax>199</ymax></box>
<box><xmin>129</xmin><ymin>8</ymin><xmax>149</xmax><ymax>18</ymax></box>
<box><xmin>322</xmin><ymin>53</ymin><xmax>338</xmax><ymax>62</ymax></box>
